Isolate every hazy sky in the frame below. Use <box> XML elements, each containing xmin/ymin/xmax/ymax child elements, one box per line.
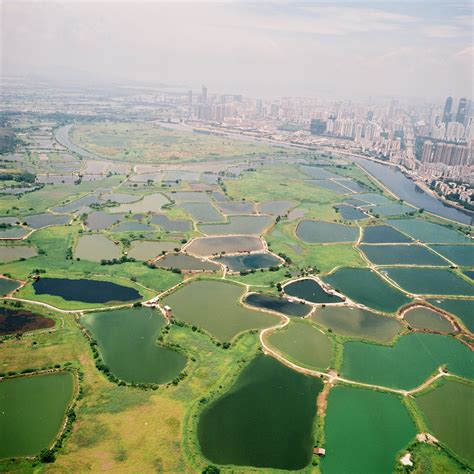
<box><xmin>2</xmin><ymin>1</ymin><xmax>473</xmax><ymax>99</ymax></box>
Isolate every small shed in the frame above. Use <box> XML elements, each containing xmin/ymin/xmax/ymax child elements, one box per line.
<box><xmin>313</xmin><ymin>448</ymin><xmax>326</xmax><ymax>456</ymax></box>
<box><xmin>164</xmin><ymin>305</ymin><xmax>172</xmax><ymax>312</ymax></box>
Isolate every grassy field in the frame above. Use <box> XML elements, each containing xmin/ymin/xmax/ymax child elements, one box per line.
<box><xmin>70</xmin><ymin>122</ymin><xmax>278</xmax><ymax>163</ymax></box>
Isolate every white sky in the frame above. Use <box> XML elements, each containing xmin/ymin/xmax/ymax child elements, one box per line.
<box><xmin>1</xmin><ymin>1</ymin><xmax>473</xmax><ymax>99</ymax></box>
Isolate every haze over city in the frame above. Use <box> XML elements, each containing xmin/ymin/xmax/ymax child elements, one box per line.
<box><xmin>2</xmin><ymin>1</ymin><xmax>473</xmax><ymax>99</ymax></box>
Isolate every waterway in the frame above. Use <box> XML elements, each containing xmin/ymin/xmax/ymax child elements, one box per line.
<box><xmin>350</xmin><ymin>156</ymin><xmax>473</xmax><ymax>224</ymax></box>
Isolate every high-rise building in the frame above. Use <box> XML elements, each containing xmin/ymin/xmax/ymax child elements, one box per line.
<box><xmin>442</xmin><ymin>96</ymin><xmax>453</xmax><ymax>124</ymax></box>
<box><xmin>422</xmin><ymin>140</ymin><xmax>435</xmax><ymax>163</ymax></box>
<box><xmin>201</xmin><ymin>85</ymin><xmax>208</xmax><ymax>104</ymax></box>
<box><xmin>446</xmin><ymin>121</ymin><xmax>465</xmax><ymax>142</ymax></box>
<box><xmin>456</xmin><ymin>98</ymin><xmax>467</xmax><ymax>124</ymax></box>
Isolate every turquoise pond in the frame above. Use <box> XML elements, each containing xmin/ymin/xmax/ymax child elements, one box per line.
<box><xmin>341</xmin><ymin>332</ymin><xmax>474</xmax><ymax>390</ymax></box>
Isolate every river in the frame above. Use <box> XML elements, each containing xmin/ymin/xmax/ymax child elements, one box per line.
<box><xmin>350</xmin><ymin>156</ymin><xmax>473</xmax><ymax>225</ymax></box>
<box><xmin>54</xmin><ymin>124</ymin><xmax>102</xmax><ymax>160</ymax></box>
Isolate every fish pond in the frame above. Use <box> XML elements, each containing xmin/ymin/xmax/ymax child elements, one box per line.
<box><xmin>322</xmin><ymin>386</ymin><xmax>416</xmax><ymax>474</ymax></box>
<box><xmin>324</xmin><ymin>268</ymin><xmax>411</xmax><ymax>313</ymax></box>
<box><xmin>404</xmin><ymin>306</ymin><xmax>454</xmax><ymax>332</ymax></box>
<box><xmin>216</xmin><ymin>201</ymin><xmax>254</xmax><ymax>215</ymax></box>
<box><xmin>428</xmin><ymin>298</ymin><xmax>474</xmax><ymax>333</ymax></box>
<box><xmin>81</xmin><ymin>307</ymin><xmax>186</xmax><ymax>384</ymax></box>
<box><xmin>381</xmin><ymin>267</ymin><xmax>474</xmax><ymax>296</ymax></box>
<box><xmin>185</xmin><ymin>235</ymin><xmax>263</xmax><ymax>257</ymax></box>
<box><xmin>362</xmin><ymin>225</ymin><xmax>412</xmax><ymax>244</ymax></box>
<box><xmin>0</xmin><ymin>371</ymin><xmax>74</xmax><ymax>458</ymax></box>
<box><xmin>257</xmin><ymin>200</ymin><xmax>294</xmax><ymax>216</ymax></box>
<box><xmin>197</xmin><ymin>354</ymin><xmax>323</xmax><ymax>470</ymax></box>
<box><xmin>111</xmin><ymin>193</ymin><xmax>169</xmax><ymax>213</ymax></box>
<box><xmin>0</xmin><ymin>245</ymin><xmax>37</xmax><ymax>263</ymax></box>
<box><xmin>198</xmin><ymin>215</ymin><xmax>273</xmax><ymax>235</ymax></box>
<box><xmin>335</xmin><ymin>204</ymin><xmax>368</xmax><ymax>221</ymax></box>
<box><xmin>284</xmin><ymin>278</ymin><xmax>344</xmax><ymax>304</ymax></box>
<box><xmin>180</xmin><ymin>202</ymin><xmax>224</xmax><ymax>223</ymax></box>
<box><xmin>74</xmin><ymin>234</ymin><xmax>121</xmax><ymax>262</ymax></box>
<box><xmin>154</xmin><ymin>253</ymin><xmax>219</xmax><ymax>271</ymax></box>
<box><xmin>0</xmin><ymin>306</ymin><xmax>54</xmax><ymax>335</ymax></box>
<box><xmin>85</xmin><ymin>211</ymin><xmax>124</xmax><ymax>231</ymax></box>
<box><xmin>150</xmin><ymin>214</ymin><xmax>192</xmax><ymax>232</ymax></box>
<box><xmin>342</xmin><ymin>332</ymin><xmax>474</xmax><ymax>390</ymax></box>
<box><xmin>387</xmin><ymin>219</ymin><xmax>469</xmax><ymax>244</ymax></box>
<box><xmin>0</xmin><ymin>277</ymin><xmax>21</xmax><ymax>296</ymax></box>
<box><xmin>214</xmin><ymin>252</ymin><xmax>281</xmax><ymax>272</ymax></box>
<box><xmin>415</xmin><ymin>380</ymin><xmax>473</xmax><ymax>465</ymax></box>
<box><xmin>296</xmin><ymin>220</ymin><xmax>358</xmax><ymax>243</ymax></box>
<box><xmin>163</xmin><ymin>280</ymin><xmax>277</xmax><ymax>341</ymax></box>
<box><xmin>267</xmin><ymin>320</ymin><xmax>333</xmax><ymax>370</ymax></box>
<box><xmin>112</xmin><ymin>221</ymin><xmax>153</xmax><ymax>232</ymax></box>
<box><xmin>429</xmin><ymin>244</ymin><xmax>474</xmax><ymax>266</ymax></box>
<box><xmin>33</xmin><ymin>277</ymin><xmax>141</xmax><ymax>303</ymax></box>
<box><xmin>244</xmin><ymin>293</ymin><xmax>311</xmax><ymax>317</ymax></box>
<box><xmin>23</xmin><ymin>213</ymin><xmax>70</xmax><ymax>229</ymax></box>
<box><xmin>312</xmin><ymin>306</ymin><xmax>401</xmax><ymax>342</ymax></box>
<box><xmin>0</xmin><ymin>226</ymin><xmax>29</xmax><ymax>239</ymax></box>
<box><xmin>127</xmin><ymin>241</ymin><xmax>178</xmax><ymax>260</ymax></box>
<box><xmin>360</xmin><ymin>244</ymin><xmax>448</xmax><ymax>266</ymax></box>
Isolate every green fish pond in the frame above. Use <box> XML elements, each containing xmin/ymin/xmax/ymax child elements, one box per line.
<box><xmin>198</xmin><ymin>354</ymin><xmax>323</xmax><ymax>470</ymax></box>
<box><xmin>81</xmin><ymin>307</ymin><xmax>186</xmax><ymax>384</ymax></box>
<box><xmin>341</xmin><ymin>332</ymin><xmax>474</xmax><ymax>390</ymax></box>
<box><xmin>322</xmin><ymin>386</ymin><xmax>416</xmax><ymax>473</ymax></box>
<box><xmin>0</xmin><ymin>372</ymin><xmax>74</xmax><ymax>458</ymax></box>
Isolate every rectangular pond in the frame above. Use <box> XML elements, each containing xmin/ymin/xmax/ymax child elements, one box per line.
<box><xmin>244</xmin><ymin>293</ymin><xmax>311</xmax><ymax>317</ymax></box>
<box><xmin>198</xmin><ymin>215</ymin><xmax>274</xmax><ymax>236</ymax></box>
<box><xmin>360</xmin><ymin>244</ymin><xmax>448</xmax><ymax>266</ymax></box>
<box><xmin>296</xmin><ymin>220</ymin><xmax>359</xmax><ymax>244</ymax></box>
<box><xmin>185</xmin><ymin>235</ymin><xmax>264</xmax><ymax>257</ymax></box>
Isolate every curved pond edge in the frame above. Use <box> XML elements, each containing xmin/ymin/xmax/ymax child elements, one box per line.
<box><xmin>75</xmin><ymin>310</ymin><xmax>191</xmax><ymax>389</ymax></box>
<box><xmin>0</xmin><ymin>367</ymin><xmax>81</xmax><ymax>461</ymax></box>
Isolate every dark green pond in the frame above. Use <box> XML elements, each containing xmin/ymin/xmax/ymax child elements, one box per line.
<box><xmin>324</xmin><ymin>268</ymin><xmax>410</xmax><ymax>313</ymax></box>
<box><xmin>362</xmin><ymin>225</ymin><xmax>412</xmax><ymax>243</ymax></box>
<box><xmin>428</xmin><ymin>298</ymin><xmax>474</xmax><ymax>333</ymax></box>
<box><xmin>342</xmin><ymin>332</ymin><xmax>474</xmax><ymax>390</ymax></box>
<box><xmin>322</xmin><ymin>386</ymin><xmax>416</xmax><ymax>474</ymax></box>
<box><xmin>33</xmin><ymin>277</ymin><xmax>141</xmax><ymax>303</ymax></box>
<box><xmin>0</xmin><ymin>371</ymin><xmax>74</xmax><ymax>458</ymax></box>
<box><xmin>244</xmin><ymin>293</ymin><xmax>311</xmax><ymax>317</ymax></box>
<box><xmin>0</xmin><ymin>277</ymin><xmax>21</xmax><ymax>296</ymax></box>
<box><xmin>215</xmin><ymin>253</ymin><xmax>281</xmax><ymax>271</ymax></box>
<box><xmin>312</xmin><ymin>306</ymin><xmax>401</xmax><ymax>342</ymax></box>
<box><xmin>360</xmin><ymin>244</ymin><xmax>448</xmax><ymax>266</ymax></box>
<box><xmin>381</xmin><ymin>267</ymin><xmax>474</xmax><ymax>296</ymax></box>
<box><xmin>284</xmin><ymin>279</ymin><xmax>343</xmax><ymax>304</ymax></box>
<box><xmin>81</xmin><ymin>307</ymin><xmax>186</xmax><ymax>384</ymax></box>
<box><xmin>198</xmin><ymin>354</ymin><xmax>323</xmax><ymax>470</ymax></box>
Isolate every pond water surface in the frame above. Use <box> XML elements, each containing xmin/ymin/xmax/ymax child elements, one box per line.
<box><xmin>0</xmin><ymin>307</ymin><xmax>54</xmax><ymax>335</ymax></box>
<box><xmin>0</xmin><ymin>371</ymin><xmax>74</xmax><ymax>458</ymax></box>
<box><xmin>244</xmin><ymin>293</ymin><xmax>311</xmax><ymax>317</ymax></box>
<box><xmin>33</xmin><ymin>277</ymin><xmax>141</xmax><ymax>303</ymax></box>
<box><xmin>284</xmin><ymin>278</ymin><xmax>344</xmax><ymax>304</ymax></box>
<box><xmin>198</xmin><ymin>354</ymin><xmax>323</xmax><ymax>470</ymax></box>
<box><xmin>81</xmin><ymin>307</ymin><xmax>186</xmax><ymax>384</ymax></box>
<box><xmin>322</xmin><ymin>386</ymin><xmax>416</xmax><ymax>474</ymax></box>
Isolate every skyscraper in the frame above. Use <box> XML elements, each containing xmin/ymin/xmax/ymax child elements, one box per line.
<box><xmin>442</xmin><ymin>96</ymin><xmax>453</xmax><ymax>124</ymax></box>
<box><xmin>201</xmin><ymin>85</ymin><xmax>208</xmax><ymax>104</ymax></box>
<box><xmin>456</xmin><ymin>98</ymin><xmax>467</xmax><ymax>124</ymax></box>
